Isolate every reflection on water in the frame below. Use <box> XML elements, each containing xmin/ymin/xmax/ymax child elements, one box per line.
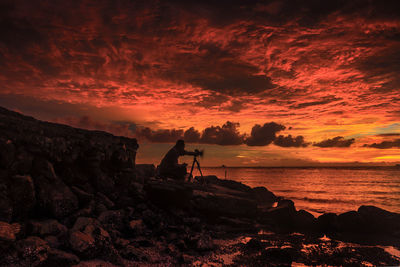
<box><xmin>199</xmin><ymin>167</ymin><xmax>400</xmax><ymax>214</ymax></box>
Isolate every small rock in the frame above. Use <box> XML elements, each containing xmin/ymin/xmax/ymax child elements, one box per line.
<box><xmin>69</xmin><ymin>231</ymin><xmax>96</xmax><ymax>257</ymax></box>
<box><xmin>245</xmin><ymin>238</ymin><xmax>264</xmax><ymax>250</ymax></box>
<box><xmin>30</xmin><ymin>219</ymin><xmax>68</xmax><ymax>237</ymax></box>
<box><xmin>47</xmin><ymin>248</ymin><xmax>80</xmax><ymax>265</ymax></box>
<box><xmin>0</xmin><ymin>221</ymin><xmax>21</xmax><ymax>242</ymax></box>
<box><xmin>16</xmin><ymin>236</ymin><xmax>50</xmax><ymax>266</ymax></box>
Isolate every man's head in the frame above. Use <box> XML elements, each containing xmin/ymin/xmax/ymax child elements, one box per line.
<box><xmin>175</xmin><ymin>139</ymin><xmax>185</xmax><ymax>151</ymax></box>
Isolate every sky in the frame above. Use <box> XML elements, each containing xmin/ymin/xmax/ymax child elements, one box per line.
<box><xmin>0</xmin><ymin>0</ymin><xmax>400</xmax><ymax>166</ymax></box>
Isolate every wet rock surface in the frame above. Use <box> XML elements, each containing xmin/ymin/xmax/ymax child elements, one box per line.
<box><xmin>0</xmin><ymin>106</ymin><xmax>399</xmax><ymax>266</ymax></box>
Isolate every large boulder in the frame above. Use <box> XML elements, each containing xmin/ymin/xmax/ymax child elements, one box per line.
<box><xmin>144</xmin><ymin>180</ymin><xmax>193</xmax><ymax>208</ymax></box>
<box><xmin>202</xmin><ymin>175</ymin><xmax>252</xmax><ymax>193</ymax></box>
<box><xmin>357</xmin><ymin>205</ymin><xmax>400</xmax><ymax>234</ymax></box>
<box><xmin>316</xmin><ymin>213</ymin><xmax>339</xmax><ymax>234</ymax></box>
<box><xmin>294</xmin><ymin>209</ymin><xmax>317</xmax><ymax>232</ymax></box>
<box><xmin>259</xmin><ymin>199</ymin><xmax>297</xmax><ymax>230</ymax></box>
<box><xmin>31</xmin><ymin>159</ymin><xmax>78</xmax><ymax>219</ymax></box>
<box><xmin>337</xmin><ymin>211</ymin><xmax>364</xmax><ymax>233</ymax></box>
<box><xmin>192</xmin><ymin>189</ymin><xmax>258</xmax><ymax>218</ymax></box>
<box><xmin>252</xmin><ymin>186</ymin><xmax>277</xmax><ymax>205</ymax></box>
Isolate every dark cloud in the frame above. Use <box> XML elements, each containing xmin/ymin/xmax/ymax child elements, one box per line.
<box><xmin>135</xmin><ymin>127</ymin><xmax>184</xmax><ymax>143</ymax></box>
<box><xmin>183</xmin><ymin>127</ymin><xmax>201</xmax><ymax>143</ymax></box>
<box><xmin>274</xmin><ymin>135</ymin><xmax>309</xmax><ymax>147</ymax></box>
<box><xmin>313</xmin><ymin>136</ymin><xmax>355</xmax><ymax>147</ymax></box>
<box><xmin>162</xmin><ymin>43</ymin><xmax>275</xmax><ymax>95</ymax></box>
<box><xmin>290</xmin><ymin>96</ymin><xmax>342</xmax><ymax>109</ymax></box>
<box><xmin>245</xmin><ymin>122</ymin><xmax>285</xmax><ymax>146</ymax></box>
<box><xmin>200</xmin><ymin>121</ymin><xmax>244</xmax><ymax>145</ymax></box>
<box><xmin>375</xmin><ymin>133</ymin><xmax>400</xmax><ymax>137</ymax></box>
<box><xmin>364</xmin><ymin>139</ymin><xmax>400</xmax><ymax>149</ymax></box>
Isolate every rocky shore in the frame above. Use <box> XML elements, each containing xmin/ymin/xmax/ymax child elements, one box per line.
<box><xmin>0</xmin><ymin>106</ymin><xmax>399</xmax><ymax>266</ymax></box>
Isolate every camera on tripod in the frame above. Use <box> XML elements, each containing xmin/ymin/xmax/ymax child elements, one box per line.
<box><xmin>188</xmin><ymin>149</ymin><xmax>204</xmax><ymax>182</ymax></box>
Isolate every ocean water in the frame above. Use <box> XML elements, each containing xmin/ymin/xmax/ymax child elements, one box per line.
<box><xmin>198</xmin><ymin>167</ymin><xmax>400</xmax><ymax>215</ymax></box>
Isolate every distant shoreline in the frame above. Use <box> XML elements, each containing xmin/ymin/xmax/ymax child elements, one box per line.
<box><xmin>201</xmin><ymin>165</ymin><xmax>400</xmax><ymax>169</ymax></box>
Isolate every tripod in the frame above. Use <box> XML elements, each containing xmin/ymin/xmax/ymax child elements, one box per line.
<box><xmin>188</xmin><ymin>155</ymin><xmax>204</xmax><ymax>182</ymax></box>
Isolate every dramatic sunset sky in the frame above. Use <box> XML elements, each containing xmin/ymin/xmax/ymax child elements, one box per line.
<box><xmin>1</xmin><ymin>0</ymin><xmax>399</xmax><ymax>166</ymax></box>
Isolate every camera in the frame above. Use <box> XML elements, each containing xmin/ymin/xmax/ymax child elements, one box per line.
<box><xmin>194</xmin><ymin>149</ymin><xmax>204</xmax><ymax>157</ymax></box>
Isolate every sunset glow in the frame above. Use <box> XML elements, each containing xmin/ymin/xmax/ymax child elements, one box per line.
<box><xmin>1</xmin><ymin>0</ymin><xmax>399</xmax><ymax>166</ymax></box>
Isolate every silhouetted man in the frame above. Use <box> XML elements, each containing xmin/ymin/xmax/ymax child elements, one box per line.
<box><xmin>159</xmin><ymin>140</ymin><xmax>198</xmax><ymax>181</ymax></box>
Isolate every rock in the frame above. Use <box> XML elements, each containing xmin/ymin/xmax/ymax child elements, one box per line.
<box><xmin>98</xmin><ymin>210</ymin><xmax>126</xmax><ymax>233</ymax></box>
<box><xmin>192</xmin><ymin>189</ymin><xmax>258</xmax><ymax>218</ymax></box>
<box><xmin>47</xmin><ymin>248</ymin><xmax>80</xmax><ymax>265</ymax></box>
<box><xmin>245</xmin><ymin>238</ymin><xmax>264</xmax><ymax>250</ymax></box>
<box><xmin>295</xmin><ymin>210</ymin><xmax>317</xmax><ymax>232</ymax></box>
<box><xmin>0</xmin><ymin>140</ymin><xmax>15</xmax><ymax>169</ymax></box>
<box><xmin>9</xmin><ymin>175</ymin><xmax>36</xmax><ymax>220</ymax></box>
<box><xmin>337</xmin><ymin>211</ymin><xmax>364</xmax><ymax>232</ymax></box>
<box><xmin>136</xmin><ymin>164</ymin><xmax>156</xmax><ymax>179</ymax></box>
<box><xmin>128</xmin><ymin>219</ymin><xmax>145</xmax><ymax>235</ymax></box>
<box><xmin>194</xmin><ymin>233</ymin><xmax>214</xmax><ymax>251</ymax></box>
<box><xmin>261</xmin><ymin>247</ymin><xmax>294</xmax><ymax>265</ymax></box>
<box><xmin>202</xmin><ymin>175</ymin><xmax>252</xmax><ymax>193</ymax></box>
<box><xmin>72</xmin><ymin>260</ymin><xmax>118</xmax><ymax>267</ymax></box>
<box><xmin>185</xmin><ymin>233</ymin><xmax>214</xmax><ymax>251</ymax></box>
<box><xmin>29</xmin><ymin>219</ymin><xmax>68</xmax><ymax>237</ymax></box>
<box><xmin>317</xmin><ymin>213</ymin><xmax>339</xmax><ymax>234</ymax></box>
<box><xmin>44</xmin><ymin>235</ymin><xmax>61</xmax><ymax>248</ymax></box>
<box><xmin>69</xmin><ymin>231</ymin><xmax>96</xmax><ymax>258</ymax></box>
<box><xmin>11</xmin><ymin>150</ymin><xmax>33</xmax><ymax>175</ymax></box>
<box><xmin>0</xmin><ymin>221</ymin><xmax>21</xmax><ymax>242</ymax></box>
<box><xmin>252</xmin><ymin>186</ymin><xmax>277</xmax><ymax>205</ymax></box>
<box><xmin>71</xmin><ymin>186</ymin><xmax>94</xmax><ymax>206</ymax></box>
<box><xmin>260</xmin><ymin>199</ymin><xmax>296</xmax><ymax>230</ymax></box>
<box><xmin>32</xmin><ymin>159</ymin><xmax>79</xmax><ymax>219</ymax></box>
<box><xmin>71</xmin><ymin>217</ymin><xmax>100</xmax><ymax>232</ymax></box>
<box><xmin>16</xmin><ymin>236</ymin><xmax>50</xmax><ymax>266</ymax></box>
<box><xmin>92</xmin><ymin>173</ymin><xmax>115</xmax><ymax>195</ymax></box>
<box><xmin>144</xmin><ymin>180</ymin><xmax>193</xmax><ymax>208</ymax></box>
<box><xmin>95</xmin><ymin>192</ymin><xmax>115</xmax><ymax>210</ymax></box>
<box><xmin>357</xmin><ymin>205</ymin><xmax>400</xmax><ymax>234</ymax></box>
<box><xmin>0</xmin><ymin>182</ymin><xmax>12</xmax><ymax>222</ymax></box>
<box><xmin>120</xmin><ymin>245</ymin><xmax>148</xmax><ymax>261</ymax></box>
<box><xmin>70</xmin><ymin>219</ymin><xmax>122</xmax><ymax>265</ymax></box>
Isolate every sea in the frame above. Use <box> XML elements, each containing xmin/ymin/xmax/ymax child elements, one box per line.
<box><xmin>199</xmin><ymin>167</ymin><xmax>400</xmax><ymax>215</ymax></box>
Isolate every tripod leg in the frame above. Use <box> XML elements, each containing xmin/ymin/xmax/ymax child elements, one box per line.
<box><xmin>188</xmin><ymin>158</ymin><xmax>196</xmax><ymax>182</ymax></box>
<box><xmin>195</xmin><ymin>159</ymin><xmax>204</xmax><ymax>183</ymax></box>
